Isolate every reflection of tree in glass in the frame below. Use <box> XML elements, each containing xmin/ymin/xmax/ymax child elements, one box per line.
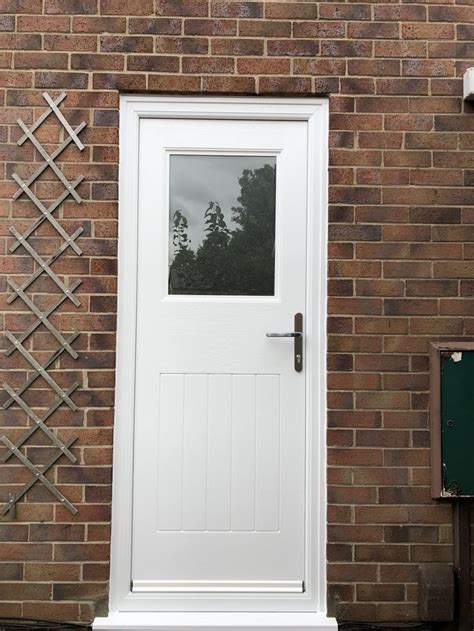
<box><xmin>169</xmin><ymin>209</ymin><xmax>197</xmax><ymax>292</ymax></box>
<box><xmin>169</xmin><ymin>164</ymin><xmax>276</xmax><ymax>295</ymax></box>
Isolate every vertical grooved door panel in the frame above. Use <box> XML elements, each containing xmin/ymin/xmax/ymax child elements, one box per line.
<box><xmin>231</xmin><ymin>375</ymin><xmax>256</xmax><ymax>532</ymax></box>
<box><xmin>156</xmin><ymin>374</ymin><xmax>281</xmax><ymax>533</ymax></box>
<box><xmin>255</xmin><ymin>375</ymin><xmax>280</xmax><ymax>531</ymax></box>
<box><xmin>207</xmin><ymin>374</ymin><xmax>232</xmax><ymax>531</ymax></box>
<box><xmin>182</xmin><ymin>374</ymin><xmax>208</xmax><ymax>531</ymax></box>
<box><xmin>157</xmin><ymin>374</ymin><xmax>184</xmax><ymax>531</ymax></box>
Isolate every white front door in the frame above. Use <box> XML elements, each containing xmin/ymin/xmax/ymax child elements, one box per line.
<box><xmin>102</xmin><ymin>97</ymin><xmax>330</xmax><ymax>623</ymax></box>
<box><xmin>132</xmin><ymin>117</ymin><xmax>308</xmax><ymax>594</ymax></box>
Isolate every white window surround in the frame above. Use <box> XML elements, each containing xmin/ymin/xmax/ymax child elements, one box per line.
<box><xmin>93</xmin><ymin>95</ymin><xmax>335</xmax><ymax>631</ymax></box>
<box><xmin>464</xmin><ymin>68</ymin><xmax>474</xmax><ymax>100</ymax></box>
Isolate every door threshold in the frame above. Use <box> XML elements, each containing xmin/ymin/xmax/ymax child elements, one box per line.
<box><xmin>92</xmin><ymin>611</ymin><xmax>337</xmax><ymax>631</ymax></box>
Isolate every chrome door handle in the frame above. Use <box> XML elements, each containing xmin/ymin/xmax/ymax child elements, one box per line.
<box><xmin>266</xmin><ymin>313</ymin><xmax>303</xmax><ymax>372</ymax></box>
<box><xmin>266</xmin><ymin>332</ymin><xmax>302</xmax><ymax>338</ymax></box>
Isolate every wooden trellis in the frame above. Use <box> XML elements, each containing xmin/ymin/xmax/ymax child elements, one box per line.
<box><xmin>1</xmin><ymin>92</ymin><xmax>86</xmax><ymax>518</ymax></box>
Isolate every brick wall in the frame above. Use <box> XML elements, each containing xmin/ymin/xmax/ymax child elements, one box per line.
<box><xmin>0</xmin><ymin>0</ymin><xmax>473</xmax><ymax>625</ymax></box>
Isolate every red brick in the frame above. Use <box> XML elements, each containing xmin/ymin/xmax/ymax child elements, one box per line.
<box><xmin>1</xmin><ymin>0</ymin><xmax>43</xmax><ymax>13</ymax></box>
<box><xmin>0</xmin><ymin>583</ymin><xmax>52</xmax><ymax>600</ymax></box>
<box><xmin>265</xmin><ymin>2</ymin><xmax>317</xmax><ymax>19</ymax></box>
<box><xmin>328</xmin><ymin>448</ymin><xmax>383</xmax><ymax>467</ymax></box>
<box><xmin>375</xmin><ymin>41</ymin><xmax>426</xmax><ymax>58</ymax></box>
<box><xmin>185</xmin><ymin>18</ymin><xmax>236</xmax><ymax>36</ymax></box>
<box><xmin>202</xmin><ymin>75</ymin><xmax>255</xmax><ymax>93</ymax></box>
<box><xmin>374</xmin><ymin>5</ymin><xmax>426</xmax><ymax>21</ymax></box>
<box><xmin>406</xmin><ymin>280</ymin><xmax>458</xmax><ymax>297</ymax></box>
<box><xmin>44</xmin><ymin>34</ymin><xmax>98</xmax><ymax>51</ymax></box>
<box><xmin>458</xmin><ymin>24</ymin><xmax>474</xmax><ymax>41</ymax></box>
<box><xmin>239</xmin><ymin>19</ymin><xmax>290</xmax><ymax>37</ymax></box>
<box><xmin>404</xmin><ymin>22</ymin><xmax>454</xmax><ymax>40</ymax></box>
<box><xmin>377</xmin><ymin>78</ymin><xmax>429</xmax><ymax>96</ymax></box>
<box><xmin>72</xmin><ymin>16</ymin><xmax>125</xmax><ymax>32</ymax></box>
<box><xmin>147</xmin><ymin>74</ymin><xmax>201</xmax><ymax>92</ymax></box>
<box><xmin>0</xmin><ymin>33</ymin><xmax>42</xmax><ymax>49</ymax></box>
<box><xmin>211</xmin><ymin>38</ymin><xmax>262</xmax><ymax>56</ymax></box>
<box><xmin>35</xmin><ymin>72</ymin><xmax>88</xmax><ymax>89</ymax></box>
<box><xmin>358</xmin><ymin>132</ymin><xmax>402</xmax><ymax>149</ymax></box>
<box><xmin>348</xmin><ymin>22</ymin><xmax>399</xmax><ymax>39</ymax></box>
<box><xmin>72</xmin><ymin>53</ymin><xmax>124</xmax><ymax>71</ymax></box>
<box><xmin>267</xmin><ymin>39</ymin><xmax>319</xmax><ymax>57</ymax></box>
<box><xmin>100</xmin><ymin>35</ymin><xmax>153</xmax><ymax>53</ymax></box>
<box><xmin>13</xmin><ymin>52</ymin><xmax>68</xmax><ymax>70</ymax></box>
<box><xmin>332</xmin><ymin>114</ymin><xmax>383</xmax><ymax>132</ymax></box>
<box><xmin>403</xmin><ymin>59</ymin><xmax>455</xmax><ymax>78</ymax></box>
<box><xmin>429</xmin><ymin>5</ymin><xmax>474</xmax><ymax>23</ymax></box>
<box><xmin>156</xmin><ymin>0</ymin><xmax>208</xmax><ymax>17</ymax></box>
<box><xmin>23</xmin><ymin>602</ymin><xmax>79</xmax><ymax>621</ymax></box>
<box><xmin>294</xmin><ymin>59</ymin><xmax>345</xmax><ymax>76</ymax></box>
<box><xmin>129</xmin><ymin>17</ymin><xmax>181</xmax><ymax>34</ymax></box>
<box><xmin>258</xmin><ymin>76</ymin><xmax>312</xmax><ymax>94</ymax></box>
<box><xmin>45</xmin><ymin>0</ymin><xmax>97</xmax><ymax>12</ymax></box>
<box><xmin>211</xmin><ymin>1</ymin><xmax>262</xmax><ymax>18</ymax></box>
<box><xmin>25</xmin><ymin>563</ymin><xmax>81</xmax><ymax>581</ymax></box>
<box><xmin>355</xmin><ymin>506</ymin><xmax>409</xmax><ymax>524</ymax></box>
<box><xmin>183</xmin><ymin>56</ymin><xmax>233</xmax><ymax>74</ymax></box>
<box><xmin>92</xmin><ymin>72</ymin><xmax>146</xmax><ymax>90</ymax></box>
<box><xmin>348</xmin><ymin>59</ymin><xmax>400</xmax><ymax>77</ymax></box>
<box><xmin>126</xmin><ymin>55</ymin><xmax>179</xmax><ymax>72</ymax></box>
<box><xmin>357</xmin><ymin>583</ymin><xmax>406</xmax><ymax>602</ymax></box>
<box><xmin>321</xmin><ymin>40</ymin><xmax>372</xmax><ymax>58</ymax></box>
<box><xmin>386</xmin><ymin>114</ymin><xmax>433</xmax><ymax>131</ymax></box>
<box><xmin>325</xmin><ymin>4</ymin><xmax>370</xmax><ymax>20</ymax></box>
<box><xmin>17</xmin><ymin>15</ymin><xmax>69</xmax><ymax>31</ymax></box>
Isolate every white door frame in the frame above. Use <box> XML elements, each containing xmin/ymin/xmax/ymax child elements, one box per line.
<box><xmin>95</xmin><ymin>96</ymin><xmax>333</xmax><ymax>630</ymax></box>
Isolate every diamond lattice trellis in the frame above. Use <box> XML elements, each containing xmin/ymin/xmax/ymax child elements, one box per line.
<box><xmin>1</xmin><ymin>92</ymin><xmax>86</xmax><ymax>519</ymax></box>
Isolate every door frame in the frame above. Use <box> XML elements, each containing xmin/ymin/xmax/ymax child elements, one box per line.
<box><xmin>105</xmin><ymin>96</ymin><xmax>329</xmax><ymax>618</ymax></box>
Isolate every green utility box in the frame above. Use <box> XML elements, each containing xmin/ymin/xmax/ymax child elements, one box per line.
<box><xmin>430</xmin><ymin>343</ymin><xmax>474</xmax><ymax>498</ymax></box>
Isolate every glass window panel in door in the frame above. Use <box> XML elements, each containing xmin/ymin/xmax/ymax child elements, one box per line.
<box><xmin>168</xmin><ymin>155</ymin><xmax>276</xmax><ymax>296</ymax></box>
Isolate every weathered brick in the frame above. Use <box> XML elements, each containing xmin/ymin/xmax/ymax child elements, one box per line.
<box><xmin>258</xmin><ymin>76</ymin><xmax>312</xmax><ymax>94</ymax></box>
<box><xmin>145</xmin><ymin>35</ymin><xmax>195</xmax><ymax>54</ymax></box>
<box><xmin>265</xmin><ymin>2</ymin><xmax>317</xmax><ymax>20</ymax></box>
<box><xmin>101</xmin><ymin>0</ymin><xmax>153</xmax><ymax>15</ymax></box>
<box><xmin>44</xmin><ymin>34</ymin><xmax>98</xmax><ymax>51</ymax></box>
<box><xmin>239</xmin><ymin>19</ymin><xmax>289</xmax><ymax>37</ymax></box>
<box><xmin>211</xmin><ymin>38</ymin><xmax>262</xmax><ymax>56</ymax></box>
<box><xmin>17</xmin><ymin>15</ymin><xmax>69</xmax><ymax>32</ymax></box>
<box><xmin>321</xmin><ymin>4</ymin><xmax>370</xmax><ymax>21</ymax></box>
<box><xmin>126</xmin><ymin>55</ymin><xmax>179</xmax><ymax>72</ymax></box>
<box><xmin>156</xmin><ymin>0</ymin><xmax>208</xmax><ymax>17</ymax></box>
<box><xmin>45</xmin><ymin>0</ymin><xmax>97</xmax><ymax>13</ymax></box>
<box><xmin>100</xmin><ymin>35</ymin><xmax>153</xmax><ymax>53</ymax></box>
<box><xmin>211</xmin><ymin>1</ymin><xmax>262</xmax><ymax>18</ymax></box>
<box><xmin>72</xmin><ymin>16</ymin><xmax>126</xmax><ymax>32</ymax></box>
<box><xmin>202</xmin><ymin>75</ymin><xmax>255</xmax><ymax>93</ymax></box>
<box><xmin>267</xmin><ymin>39</ymin><xmax>319</xmax><ymax>57</ymax></box>
<box><xmin>14</xmin><ymin>52</ymin><xmax>69</xmax><ymax>69</ymax></box>
<box><xmin>183</xmin><ymin>56</ymin><xmax>234</xmax><ymax>74</ymax></box>
<box><xmin>237</xmin><ymin>57</ymin><xmax>289</xmax><ymax>75</ymax></box>
<box><xmin>147</xmin><ymin>74</ymin><xmax>201</xmax><ymax>92</ymax></box>
<box><xmin>403</xmin><ymin>23</ymin><xmax>455</xmax><ymax>40</ymax></box>
<box><xmin>72</xmin><ymin>53</ymin><xmax>124</xmax><ymax>71</ymax></box>
<box><xmin>348</xmin><ymin>22</ymin><xmax>399</xmax><ymax>39</ymax></box>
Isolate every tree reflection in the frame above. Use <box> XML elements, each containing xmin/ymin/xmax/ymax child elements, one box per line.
<box><xmin>169</xmin><ymin>163</ymin><xmax>276</xmax><ymax>296</ymax></box>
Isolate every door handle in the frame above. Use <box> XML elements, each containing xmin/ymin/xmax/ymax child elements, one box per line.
<box><xmin>266</xmin><ymin>313</ymin><xmax>303</xmax><ymax>372</ymax></box>
<box><xmin>266</xmin><ymin>332</ymin><xmax>302</xmax><ymax>338</ymax></box>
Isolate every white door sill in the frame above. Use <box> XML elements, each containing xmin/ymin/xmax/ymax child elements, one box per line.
<box><xmin>92</xmin><ymin>611</ymin><xmax>338</xmax><ymax>631</ymax></box>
